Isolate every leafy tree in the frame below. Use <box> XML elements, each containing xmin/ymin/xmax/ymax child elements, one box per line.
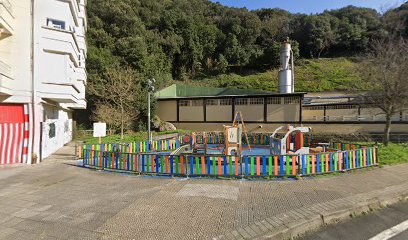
<box><xmin>303</xmin><ymin>15</ymin><xmax>335</xmax><ymax>58</ymax></box>
<box><xmin>383</xmin><ymin>2</ymin><xmax>408</xmax><ymax>37</ymax></box>
<box><xmin>88</xmin><ymin>65</ymin><xmax>144</xmax><ymax>140</ymax></box>
<box><xmin>357</xmin><ymin>38</ymin><xmax>408</xmax><ymax>145</ymax></box>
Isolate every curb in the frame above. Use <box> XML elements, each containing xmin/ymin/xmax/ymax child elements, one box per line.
<box><xmin>216</xmin><ymin>182</ymin><xmax>408</xmax><ymax>240</ymax></box>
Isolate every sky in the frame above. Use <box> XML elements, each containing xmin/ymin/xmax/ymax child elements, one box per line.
<box><xmin>209</xmin><ymin>0</ymin><xmax>407</xmax><ymax>14</ymax></box>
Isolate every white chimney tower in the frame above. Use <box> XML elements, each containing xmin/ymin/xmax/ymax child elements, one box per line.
<box><xmin>278</xmin><ymin>39</ymin><xmax>294</xmax><ymax>94</ymax></box>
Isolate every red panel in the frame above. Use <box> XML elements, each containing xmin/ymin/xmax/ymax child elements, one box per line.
<box><xmin>0</xmin><ymin>104</ymin><xmax>25</xmax><ymax>165</ymax></box>
<box><xmin>0</xmin><ymin>104</ymin><xmax>24</xmax><ymax>123</ymax></box>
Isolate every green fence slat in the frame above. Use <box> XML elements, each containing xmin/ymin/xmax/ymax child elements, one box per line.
<box><xmin>250</xmin><ymin>157</ymin><xmax>255</xmax><ymax>176</ymax></box>
<box><xmin>268</xmin><ymin>156</ymin><xmax>272</xmax><ymax>176</ymax></box>
<box><xmin>195</xmin><ymin>157</ymin><xmax>200</xmax><ymax>174</ymax></box>
<box><xmin>212</xmin><ymin>157</ymin><xmax>216</xmax><ymax>175</ymax></box>
<box><xmin>321</xmin><ymin>154</ymin><xmax>325</xmax><ymax>173</ymax></box>
<box><xmin>334</xmin><ymin>153</ymin><xmax>338</xmax><ymax>171</ymax></box>
<box><xmin>360</xmin><ymin>150</ymin><xmax>363</xmax><ymax>167</ymax></box>
<box><xmin>229</xmin><ymin>156</ymin><xmax>233</xmax><ymax>176</ymax></box>
<box><xmin>285</xmin><ymin>156</ymin><xmax>290</xmax><ymax>176</ymax></box>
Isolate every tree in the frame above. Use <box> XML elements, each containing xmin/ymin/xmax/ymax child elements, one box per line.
<box><xmin>88</xmin><ymin>65</ymin><xmax>142</xmax><ymax>140</ymax></box>
<box><xmin>357</xmin><ymin>38</ymin><xmax>408</xmax><ymax>145</ymax></box>
<box><xmin>304</xmin><ymin>15</ymin><xmax>335</xmax><ymax>58</ymax></box>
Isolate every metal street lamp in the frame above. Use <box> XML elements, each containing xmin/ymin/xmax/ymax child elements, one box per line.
<box><xmin>147</xmin><ymin>78</ymin><xmax>156</xmax><ymax>144</ymax></box>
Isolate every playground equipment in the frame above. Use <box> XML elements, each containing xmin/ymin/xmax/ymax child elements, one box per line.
<box><xmin>270</xmin><ymin>125</ymin><xmax>310</xmax><ymax>155</ymax></box>
<box><xmin>224</xmin><ymin>112</ymin><xmax>251</xmax><ymax>156</ymax></box>
<box><xmin>170</xmin><ymin>144</ymin><xmax>192</xmax><ymax>156</ymax></box>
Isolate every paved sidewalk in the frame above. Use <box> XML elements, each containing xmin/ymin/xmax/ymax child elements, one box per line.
<box><xmin>0</xmin><ymin>145</ymin><xmax>407</xmax><ymax>239</ymax></box>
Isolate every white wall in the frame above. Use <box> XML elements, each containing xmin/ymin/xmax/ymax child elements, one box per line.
<box><xmin>1</xmin><ymin>0</ymin><xmax>87</xmax><ymax>163</ymax></box>
<box><xmin>34</xmin><ymin>0</ymin><xmax>87</xmax><ymax>107</ymax></box>
<box><xmin>0</xmin><ymin>0</ymin><xmax>32</xmax><ymax>99</ymax></box>
<box><xmin>41</xmin><ymin>104</ymin><xmax>73</xmax><ymax>159</ymax></box>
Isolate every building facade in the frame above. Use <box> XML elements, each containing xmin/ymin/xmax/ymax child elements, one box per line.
<box><xmin>156</xmin><ymin>85</ymin><xmax>408</xmax><ymax>135</ymax></box>
<box><xmin>156</xmin><ymin>84</ymin><xmax>304</xmax><ymax>132</ymax></box>
<box><xmin>0</xmin><ymin>0</ymin><xmax>87</xmax><ymax>164</ymax></box>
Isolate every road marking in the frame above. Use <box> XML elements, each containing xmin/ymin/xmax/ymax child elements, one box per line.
<box><xmin>369</xmin><ymin>219</ymin><xmax>408</xmax><ymax>240</ymax></box>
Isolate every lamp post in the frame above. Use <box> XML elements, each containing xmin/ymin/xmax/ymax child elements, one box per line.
<box><xmin>147</xmin><ymin>78</ymin><xmax>156</xmax><ymax>144</ymax></box>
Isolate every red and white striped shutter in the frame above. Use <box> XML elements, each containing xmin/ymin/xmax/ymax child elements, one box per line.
<box><xmin>0</xmin><ymin>104</ymin><xmax>28</xmax><ymax>165</ymax></box>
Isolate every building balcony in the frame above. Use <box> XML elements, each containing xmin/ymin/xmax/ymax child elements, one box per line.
<box><xmin>0</xmin><ymin>60</ymin><xmax>13</xmax><ymax>95</ymax></box>
<box><xmin>39</xmin><ymin>82</ymin><xmax>83</xmax><ymax>104</ymax></box>
<box><xmin>76</xmin><ymin>68</ymin><xmax>87</xmax><ymax>82</ymax></box>
<box><xmin>0</xmin><ymin>59</ymin><xmax>11</xmax><ymax>77</ymax></box>
<box><xmin>42</xmin><ymin>26</ymin><xmax>81</xmax><ymax>67</ymax></box>
<box><xmin>64</xmin><ymin>98</ymin><xmax>87</xmax><ymax>110</ymax></box>
<box><xmin>0</xmin><ymin>0</ymin><xmax>14</xmax><ymax>38</ymax></box>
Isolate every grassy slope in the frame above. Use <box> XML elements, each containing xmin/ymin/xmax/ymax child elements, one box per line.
<box><xmin>378</xmin><ymin>143</ymin><xmax>408</xmax><ymax>165</ymax></box>
<box><xmin>192</xmin><ymin>58</ymin><xmax>363</xmax><ymax>92</ymax></box>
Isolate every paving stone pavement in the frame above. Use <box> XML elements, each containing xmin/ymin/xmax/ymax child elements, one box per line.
<box><xmin>0</xmin><ymin>144</ymin><xmax>407</xmax><ymax>239</ymax></box>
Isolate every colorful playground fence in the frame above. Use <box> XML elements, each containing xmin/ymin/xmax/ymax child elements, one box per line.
<box><xmin>331</xmin><ymin>142</ymin><xmax>369</xmax><ymax>151</ymax></box>
<box><xmin>76</xmin><ymin>139</ymin><xmax>180</xmax><ymax>159</ymax></box>
<box><xmin>82</xmin><ymin>146</ymin><xmax>378</xmax><ymax>178</ymax></box>
<box><xmin>77</xmin><ymin>132</ymin><xmax>312</xmax><ymax>158</ymax></box>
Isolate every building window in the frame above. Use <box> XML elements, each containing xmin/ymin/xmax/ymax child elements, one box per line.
<box><xmin>179</xmin><ymin>100</ymin><xmax>190</xmax><ymax>107</ymax></box>
<box><xmin>235</xmin><ymin>98</ymin><xmax>248</xmax><ymax>105</ymax></box>
<box><xmin>220</xmin><ymin>99</ymin><xmax>232</xmax><ymax>106</ymax></box>
<box><xmin>284</xmin><ymin>96</ymin><xmax>300</xmax><ymax>104</ymax></box>
<box><xmin>49</xmin><ymin>123</ymin><xmax>56</xmax><ymax>138</ymax></box>
<box><xmin>267</xmin><ymin>97</ymin><xmax>281</xmax><ymax>105</ymax></box>
<box><xmin>305</xmin><ymin>106</ymin><xmax>324</xmax><ymax>110</ymax></box>
<box><xmin>206</xmin><ymin>99</ymin><xmax>218</xmax><ymax>106</ymax></box>
<box><xmin>191</xmin><ymin>100</ymin><xmax>203</xmax><ymax>106</ymax></box>
<box><xmin>326</xmin><ymin>105</ymin><xmax>357</xmax><ymax>110</ymax></box>
<box><xmin>250</xmin><ymin>98</ymin><xmax>264</xmax><ymax>105</ymax></box>
<box><xmin>47</xmin><ymin>18</ymin><xmax>66</xmax><ymax>30</ymax></box>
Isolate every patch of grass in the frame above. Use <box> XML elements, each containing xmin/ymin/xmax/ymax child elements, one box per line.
<box><xmin>81</xmin><ymin>132</ymin><xmax>148</xmax><ymax>144</ymax></box>
<box><xmin>377</xmin><ymin>143</ymin><xmax>408</xmax><ymax>165</ymax></box>
<box><xmin>78</xmin><ymin>130</ymin><xmax>190</xmax><ymax>144</ymax></box>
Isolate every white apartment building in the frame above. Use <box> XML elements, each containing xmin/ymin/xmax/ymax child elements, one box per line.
<box><xmin>0</xmin><ymin>0</ymin><xmax>87</xmax><ymax>164</ymax></box>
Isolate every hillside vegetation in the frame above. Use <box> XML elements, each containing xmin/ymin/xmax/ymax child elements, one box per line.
<box><xmin>191</xmin><ymin>58</ymin><xmax>362</xmax><ymax>92</ymax></box>
<box><xmin>85</xmin><ymin>0</ymin><xmax>408</xmax><ymax>130</ymax></box>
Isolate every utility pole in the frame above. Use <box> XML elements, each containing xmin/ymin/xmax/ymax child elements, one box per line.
<box><xmin>147</xmin><ymin>78</ymin><xmax>156</xmax><ymax>144</ymax></box>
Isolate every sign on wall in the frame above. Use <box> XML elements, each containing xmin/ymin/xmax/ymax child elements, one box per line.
<box><xmin>93</xmin><ymin>122</ymin><xmax>106</xmax><ymax>138</ymax></box>
<box><xmin>227</xmin><ymin>127</ymin><xmax>238</xmax><ymax>143</ymax></box>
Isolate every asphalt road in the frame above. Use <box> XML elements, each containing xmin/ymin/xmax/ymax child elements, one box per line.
<box><xmin>299</xmin><ymin>201</ymin><xmax>408</xmax><ymax>240</ymax></box>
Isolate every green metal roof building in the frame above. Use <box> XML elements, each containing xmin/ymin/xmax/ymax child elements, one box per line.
<box><xmin>155</xmin><ymin>84</ymin><xmax>272</xmax><ymax>99</ymax></box>
<box><xmin>155</xmin><ymin>84</ymin><xmax>304</xmax><ymax>130</ymax></box>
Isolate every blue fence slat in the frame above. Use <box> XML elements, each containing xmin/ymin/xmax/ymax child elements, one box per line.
<box><xmin>170</xmin><ymin>156</ymin><xmax>174</xmax><ymax>174</ymax></box>
<box><xmin>279</xmin><ymin>156</ymin><xmax>284</xmax><ymax>177</ymax></box>
<box><xmin>244</xmin><ymin>157</ymin><xmax>249</xmax><ymax>176</ymax></box>
<box><xmin>262</xmin><ymin>156</ymin><xmax>267</xmax><ymax>176</ymax></box>
<box><xmin>345</xmin><ymin>152</ymin><xmax>349</xmax><ymax>170</ymax></box>
<box><xmin>141</xmin><ymin>155</ymin><xmax>145</xmax><ymax>172</ymax></box>
<box><xmin>155</xmin><ymin>155</ymin><xmax>160</xmax><ymax>173</ymax></box>
<box><xmin>190</xmin><ymin>156</ymin><xmax>194</xmax><ymax>175</ymax></box>
<box><xmin>329</xmin><ymin>153</ymin><xmax>334</xmax><ymax>172</ymax></box>
<box><xmin>207</xmin><ymin>157</ymin><xmax>211</xmax><ymax>175</ymax></box>
<box><xmin>316</xmin><ymin>154</ymin><xmax>321</xmax><ymax>174</ymax></box>
<box><xmin>223</xmin><ymin>156</ymin><xmax>227</xmax><ymax>176</ymax></box>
